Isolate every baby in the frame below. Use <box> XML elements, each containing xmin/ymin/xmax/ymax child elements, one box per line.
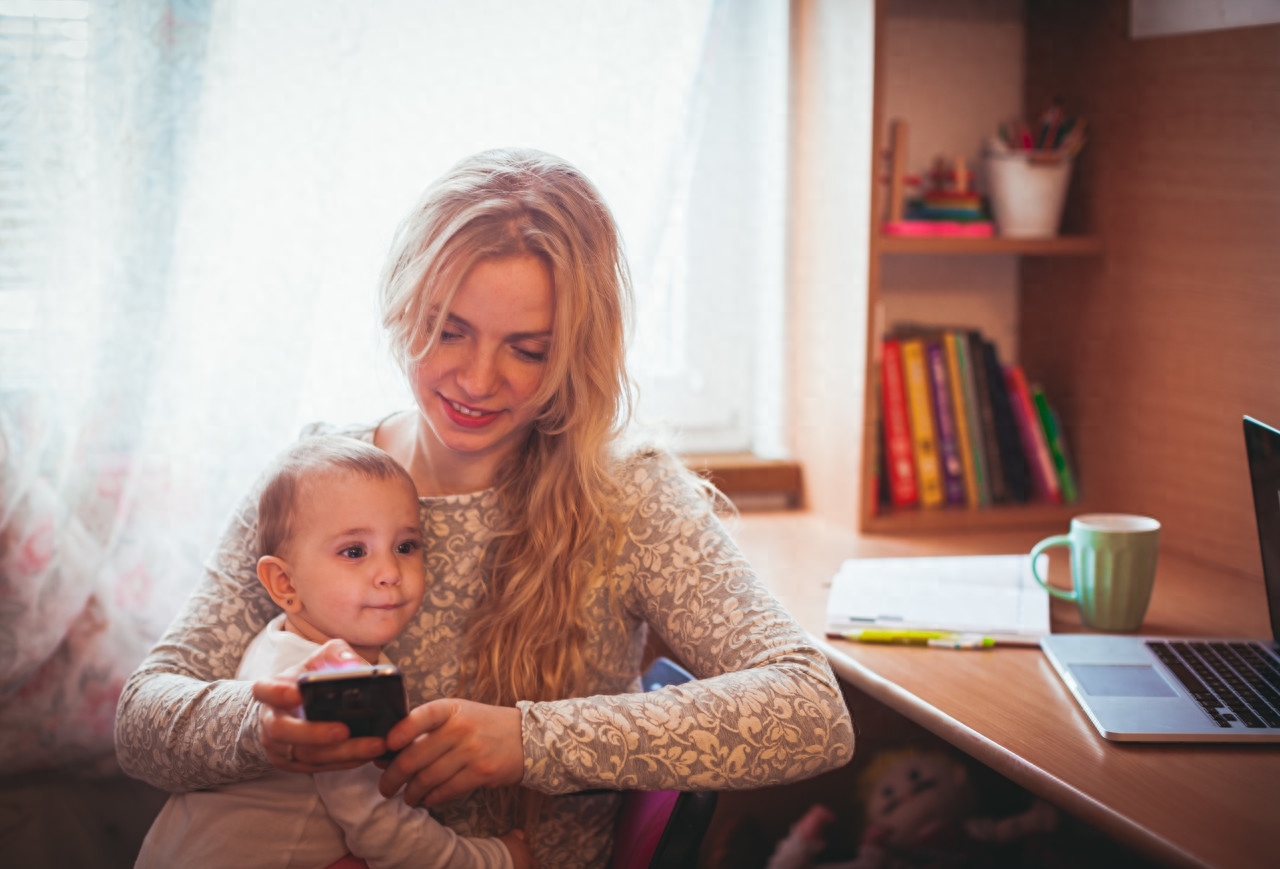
<box><xmin>135</xmin><ymin>435</ymin><xmax>533</xmax><ymax>869</ymax></box>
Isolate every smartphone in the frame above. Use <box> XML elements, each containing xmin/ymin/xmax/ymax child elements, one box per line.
<box><xmin>297</xmin><ymin>663</ymin><xmax>408</xmax><ymax>760</ymax></box>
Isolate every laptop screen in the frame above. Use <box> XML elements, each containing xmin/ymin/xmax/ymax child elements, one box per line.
<box><xmin>1244</xmin><ymin>416</ymin><xmax>1280</xmax><ymax>642</ymax></box>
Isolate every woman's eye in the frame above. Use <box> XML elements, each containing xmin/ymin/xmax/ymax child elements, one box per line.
<box><xmin>340</xmin><ymin>545</ymin><xmax>366</xmax><ymax>559</ymax></box>
<box><xmin>439</xmin><ymin>329</ymin><xmax>463</xmax><ymax>342</ymax></box>
<box><xmin>514</xmin><ymin>345</ymin><xmax>548</xmax><ymax>363</ymax></box>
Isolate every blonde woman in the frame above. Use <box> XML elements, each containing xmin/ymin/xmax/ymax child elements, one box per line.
<box><xmin>116</xmin><ymin>148</ymin><xmax>854</xmax><ymax>868</ymax></box>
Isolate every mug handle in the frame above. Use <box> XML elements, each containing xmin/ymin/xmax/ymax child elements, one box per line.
<box><xmin>1030</xmin><ymin>535</ymin><xmax>1077</xmax><ymax>602</ymax></box>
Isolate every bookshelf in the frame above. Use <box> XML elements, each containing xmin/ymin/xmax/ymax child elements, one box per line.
<box><xmin>857</xmin><ymin>0</ymin><xmax>1104</xmax><ymax>534</ymax></box>
<box><xmin>876</xmin><ymin>235</ymin><xmax>1100</xmax><ymax>256</ymax></box>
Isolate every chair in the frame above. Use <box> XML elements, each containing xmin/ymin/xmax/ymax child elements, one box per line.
<box><xmin>610</xmin><ymin>658</ymin><xmax>719</xmax><ymax>869</ymax></box>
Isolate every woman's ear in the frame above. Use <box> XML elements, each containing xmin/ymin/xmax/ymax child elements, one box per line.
<box><xmin>257</xmin><ymin>555</ymin><xmax>301</xmax><ymax>612</ymax></box>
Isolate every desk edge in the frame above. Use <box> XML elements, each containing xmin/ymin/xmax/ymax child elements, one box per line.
<box><xmin>817</xmin><ymin>636</ymin><xmax>1212</xmax><ymax>869</ymax></box>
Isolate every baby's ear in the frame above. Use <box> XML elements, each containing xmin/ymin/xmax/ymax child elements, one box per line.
<box><xmin>257</xmin><ymin>555</ymin><xmax>301</xmax><ymax>612</ymax></box>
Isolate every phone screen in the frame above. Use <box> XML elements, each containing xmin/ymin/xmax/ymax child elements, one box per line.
<box><xmin>298</xmin><ymin>664</ymin><xmax>408</xmax><ymax>758</ymax></box>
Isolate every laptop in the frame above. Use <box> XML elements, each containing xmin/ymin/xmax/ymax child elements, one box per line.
<box><xmin>1039</xmin><ymin>415</ymin><xmax>1280</xmax><ymax>742</ymax></box>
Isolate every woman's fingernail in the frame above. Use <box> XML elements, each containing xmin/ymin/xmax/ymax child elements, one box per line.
<box><xmin>338</xmin><ymin>649</ymin><xmax>358</xmax><ymax>660</ymax></box>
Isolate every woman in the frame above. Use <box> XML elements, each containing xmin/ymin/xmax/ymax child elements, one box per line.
<box><xmin>116</xmin><ymin>148</ymin><xmax>854</xmax><ymax>867</ymax></box>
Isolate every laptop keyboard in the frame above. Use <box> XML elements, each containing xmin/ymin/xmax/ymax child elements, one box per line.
<box><xmin>1146</xmin><ymin>640</ymin><xmax>1280</xmax><ymax>729</ymax></box>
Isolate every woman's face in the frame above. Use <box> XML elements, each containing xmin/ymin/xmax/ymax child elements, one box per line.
<box><xmin>410</xmin><ymin>254</ymin><xmax>554</xmax><ymax>483</ymax></box>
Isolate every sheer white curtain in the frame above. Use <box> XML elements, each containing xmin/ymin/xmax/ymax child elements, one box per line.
<box><xmin>0</xmin><ymin>0</ymin><xmax>789</xmax><ymax>773</ymax></box>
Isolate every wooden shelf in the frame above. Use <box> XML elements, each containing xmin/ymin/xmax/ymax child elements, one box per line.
<box><xmin>683</xmin><ymin>452</ymin><xmax>803</xmax><ymax>509</ymax></box>
<box><xmin>862</xmin><ymin>501</ymin><xmax>1084</xmax><ymax>535</ymax></box>
<box><xmin>855</xmin><ymin>3</ymin><xmax>1108</xmax><ymax>538</ymax></box>
<box><xmin>876</xmin><ymin>234</ymin><xmax>1102</xmax><ymax>256</ymax></box>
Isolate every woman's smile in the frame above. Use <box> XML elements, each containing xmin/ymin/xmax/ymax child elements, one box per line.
<box><xmin>440</xmin><ymin>394</ymin><xmax>502</xmax><ymax>427</ymax></box>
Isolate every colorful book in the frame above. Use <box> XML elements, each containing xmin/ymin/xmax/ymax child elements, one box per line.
<box><xmin>880</xmin><ymin>339</ymin><xmax>918</xmax><ymax>508</ymax></box>
<box><xmin>1004</xmin><ymin>365</ymin><xmax>1061</xmax><ymax>504</ymax></box>
<box><xmin>900</xmin><ymin>338</ymin><xmax>944</xmax><ymax>508</ymax></box>
<box><xmin>882</xmin><ymin>219</ymin><xmax>994</xmax><ymax>238</ymax></box>
<box><xmin>954</xmin><ymin>332</ymin><xmax>993</xmax><ymax>506</ymax></box>
<box><xmin>876</xmin><ymin>409</ymin><xmax>891</xmax><ymax>512</ymax></box>
<box><xmin>981</xmin><ymin>339</ymin><xmax>1031</xmax><ymax>502</ymax></box>
<box><xmin>926</xmin><ymin>340</ymin><xmax>967</xmax><ymax>506</ymax></box>
<box><xmin>944</xmin><ymin>332</ymin><xmax>983</xmax><ymax>507</ymax></box>
<box><xmin>968</xmin><ymin>331</ymin><xmax>1008</xmax><ymax>503</ymax></box>
<box><xmin>1031</xmin><ymin>386</ymin><xmax>1078</xmax><ymax>504</ymax></box>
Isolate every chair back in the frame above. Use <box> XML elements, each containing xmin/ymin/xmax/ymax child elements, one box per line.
<box><xmin>610</xmin><ymin>658</ymin><xmax>718</xmax><ymax>869</ymax></box>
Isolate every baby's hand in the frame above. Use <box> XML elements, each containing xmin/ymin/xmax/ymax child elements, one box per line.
<box><xmin>499</xmin><ymin>829</ymin><xmax>539</xmax><ymax>869</ymax></box>
<box><xmin>254</xmin><ymin>638</ymin><xmax>386</xmax><ymax>772</ymax></box>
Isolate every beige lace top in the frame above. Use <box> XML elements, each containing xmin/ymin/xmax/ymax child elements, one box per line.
<box><xmin>115</xmin><ymin>424</ymin><xmax>854</xmax><ymax>868</ymax></box>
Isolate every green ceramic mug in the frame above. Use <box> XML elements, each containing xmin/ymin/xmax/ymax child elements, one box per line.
<box><xmin>1030</xmin><ymin>514</ymin><xmax>1161</xmax><ymax>632</ymax></box>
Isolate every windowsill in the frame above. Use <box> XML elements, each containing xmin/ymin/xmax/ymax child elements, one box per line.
<box><xmin>681</xmin><ymin>453</ymin><xmax>803</xmax><ymax>510</ymax></box>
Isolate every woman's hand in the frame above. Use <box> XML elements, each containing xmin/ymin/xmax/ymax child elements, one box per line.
<box><xmin>252</xmin><ymin>638</ymin><xmax>389</xmax><ymax>772</ymax></box>
<box><xmin>379</xmin><ymin>698</ymin><xmax>524</xmax><ymax>807</ymax></box>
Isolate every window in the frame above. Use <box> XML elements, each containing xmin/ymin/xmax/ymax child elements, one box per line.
<box><xmin>166</xmin><ymin>0</ymin><xmax>789</xmax><ymax>455</ymax></box>
<box><xmin>1</xmin><ymin>0</ymin><xmax>793</xmax><ymax>553</ymax></box>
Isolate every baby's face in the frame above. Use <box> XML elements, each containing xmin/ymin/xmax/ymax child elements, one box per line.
<box><xmin>284</xmin><ymin>471</ymin><xmax>425</xmax><ymax>654</ymax></box>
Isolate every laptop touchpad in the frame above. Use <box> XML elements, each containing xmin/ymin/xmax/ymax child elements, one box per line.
<box><xmin>1068</xmin><ymin>664</ymin><xmax>1178</xmax><ymax>697</ymax></box>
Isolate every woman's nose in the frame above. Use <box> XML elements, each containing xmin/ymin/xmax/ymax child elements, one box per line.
<box><xmin>456</xmin><ymin>347</ymin><xmax>498</xmax><ymax>398</ymax></box>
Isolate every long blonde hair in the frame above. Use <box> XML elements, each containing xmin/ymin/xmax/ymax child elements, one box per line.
<box><xmin>379</xmin><ymin>148</ymin><xmax>635</xmax><ymax>825</ymax></box>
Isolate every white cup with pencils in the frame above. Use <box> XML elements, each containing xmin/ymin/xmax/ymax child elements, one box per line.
<box><xmin>985</xmin><ymin>152</ymin><xmax>1072</xmax><ymax>238</ymax></box>
<box><xmin>985</xmin><ymin>109</ymin><xmax>1087</xmax><ymax>239</ymax></box>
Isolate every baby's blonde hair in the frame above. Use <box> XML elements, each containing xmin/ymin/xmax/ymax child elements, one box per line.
<box><xmin>256</xmin><ymin>435</ymin><xmax>417</xmax><ymax>559</ymax></box>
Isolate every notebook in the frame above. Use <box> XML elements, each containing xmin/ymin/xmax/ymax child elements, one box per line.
<box><xmin>1039</xmin><ymin>415</ymin><xmax>1280</xmax><ymax>742</ymax></box>
<box><xmin>825</xmin><ymin>553</ymin><xmax>1050</xmax><ymax>645</ymax></box>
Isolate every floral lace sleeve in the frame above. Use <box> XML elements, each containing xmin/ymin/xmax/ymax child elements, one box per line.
<box><xmin>114</xmin><ymin>481</ymin><xmax>279</xmax><ymax>791</ymax></box>
<box><xmin>518</xmin><ymin>452</ymin><xmax>854</xmax><ymax>794</ymax></box>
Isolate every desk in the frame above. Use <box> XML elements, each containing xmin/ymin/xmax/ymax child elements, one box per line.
<box><xmin>732</xmin><ymin>511</ymin><xmax>1280</xmax><ymax>869</ymax></box>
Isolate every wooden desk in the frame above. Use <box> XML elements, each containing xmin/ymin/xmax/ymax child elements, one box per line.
<box><xmin>732</xmin><ymin>511</ymin><xmax>1280</xmax><ymax>869</ymax></box>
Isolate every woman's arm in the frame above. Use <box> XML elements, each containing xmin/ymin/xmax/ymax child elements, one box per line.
<box><xmin>518</xmin><ymin>451</ymin><xmax>855</xmax><ymax>794</ymax></box>
<box><xmin>114</xmin><ymin>488</ymin><xmax>278</xmax><ymax>791</ymax></box>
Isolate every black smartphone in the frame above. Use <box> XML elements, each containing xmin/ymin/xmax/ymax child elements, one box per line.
<box><xmin>297</xmin><ymin>663</ymin><xmax>408</xmax><ymax>760</ymax></box>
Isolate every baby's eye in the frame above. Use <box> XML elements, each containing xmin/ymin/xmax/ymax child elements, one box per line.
<box><xmin>396</xmin><ymin>540</ymin><xmax>421</xmax><ymax>555</ymax></box>
<box><xmin>340</xmin><ymin>545</ymin><xmax>366</xmax><ymax>559</ymax></box>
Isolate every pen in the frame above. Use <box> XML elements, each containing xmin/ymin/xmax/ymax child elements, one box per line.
<box><xmin>927</xmin><ymin>635</ymin><xmax>996</xmax><ymax>650</ymax></box>
<box><xmin>839</xmin><ymin>629</ymin><xmax>996</xmax><ymax>649</ymax></box>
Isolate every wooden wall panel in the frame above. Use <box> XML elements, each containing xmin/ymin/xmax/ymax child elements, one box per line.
<box><xmin>1019</xmin><ymin>0</ymin><xmax>1280</xmax><ymax>578</ymax></box>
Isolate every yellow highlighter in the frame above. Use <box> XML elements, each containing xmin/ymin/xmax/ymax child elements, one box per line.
<box><xmin>841</xmin><ymin>629</ymin><xmax>995</xmax><ymax>649</ymax></box>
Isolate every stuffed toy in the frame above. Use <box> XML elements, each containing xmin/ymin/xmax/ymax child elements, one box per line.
<box><xmin>766</xmin><ymin>748</ymin><xmax>1059</xmax><ymax>869</ymax></box>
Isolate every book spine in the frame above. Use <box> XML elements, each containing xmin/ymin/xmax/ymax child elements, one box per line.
<box><xmin>952</xmin><ymin>332</ymin><xmax>992</xmax><ymax>506</ymax></box>
<box><xmin>876</xmin><ymin>405</ymin><xmax>892</xmax><ymax>511</ymax></box>
<box><xmin>880</xmin><ymin>339</ymin><xmax>918</xmax><ymax>508</ymax></box>
<box><xmin>968</xmin><ymin>331</ymin><xmax>1007</xmax><ymax>503</ymax></box>
<box><xmin>944</xmin><ymin>332</ymin><xmax>982</xmax><ymax>508</ymax></box>
<box><xmin>1005</xmin><ymin>365</ymin><xmax>1062</xmax><ymax>504</ymax></box>
<box><xmin>1032</xmin><ymin>386</ymin><xmax>1079</xmax><ymax>503</ymax></box>
<box><xmin>900</xmin><ymin>338</ymin><xmax>944</xmax><ymax>508</ymax></box>
<box><xmin>981</xmin><ymin>339</ymin><xmax>1031</xmax><ymax>502</ymax></box>
<box><xmin>926</xmin><ymin>340</ymin><xmax>967</xmax><ymax>506</ymax></box>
